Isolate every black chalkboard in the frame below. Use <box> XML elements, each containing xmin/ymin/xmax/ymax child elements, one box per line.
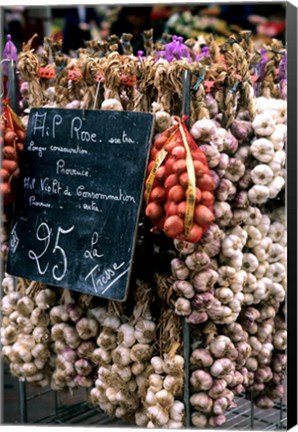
<box><xmin>7</xmin><ymin>108</ymin><xmax>154</xmax><ymax>301</ymax></box>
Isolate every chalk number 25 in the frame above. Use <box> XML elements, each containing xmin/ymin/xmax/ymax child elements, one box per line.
<box><xmin>28</xmin><ymin>222</ymin><xmax>74</xmax><ymax>281</ymax></box>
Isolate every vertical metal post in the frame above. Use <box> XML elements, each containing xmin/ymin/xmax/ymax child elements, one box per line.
<box><xmin>182</xmin><ymin>70</ymin><xmax>191</xmax><ymax>128</ymax></box>
<box><xmin>182</xmin><ymin>318</ymin><xmax>191</xmax><ymax>427</ymax></box>
<box><xmin>181</xmin><ymin>69</ymin><xmax>191</xmax><ymax>428</ymax></box>
<box><xmin>250</xmin><ymin>390</ymin><xmax>254</xmax><ymax>430</ymax></box>
<box><xmin>279</xmin><ymin>397</ymin><xmax>283</xmax><ymax>428</ymax></box>
<box><xmin>43</xmin><ymin>7</ymin><xmax>52</xmax><ymax>39</ymax></box>
<box><xmin>54</xmin><ymin>391</ymin><xmax>59</xmax><ymax>420</ymax></box>
<box><xmin>18</xmin><ymin>380</ymin><xmax>28</xmax><ymax>424</ymax></box>
<box><xmin>7</xmin><ymin>59</ymin><xmax>17</xmax><ymax>113</ymax></box>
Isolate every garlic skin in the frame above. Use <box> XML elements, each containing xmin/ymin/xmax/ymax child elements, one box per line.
<box><xmin>224</xmin><ymin>158</ymin><xmax>245</xmax><ymax>183</ymax></box>
<box><xmin>50</xmin><ymin>305</ymin><xmax>70</xmax><ymax>324</ymax></box>
<box><xmin>151</xmin><ymin>356</ymin><xmax>164</xmax><ymax>374</ymax></box>
<box><xmin>248</xmin><ymin>185</ymin><xmax>269</xmax><ymax>204</ymax></box>
<box><xmin>154</xmin><ymin>110</ymin><xmax>173</xmax><ymax>131</ymax></box>
<box><xmin>269</xmin><ymin>124</ymin><xmax>286</xmax><ymax>150</ymax></box>
<box><xmin>174</xmin><ymin>298</ymin><xmax>192</xmax><ymax>316</ymax></box>
<box><xmin>163</xmin><ymin>354</ymin><xmax>184</xmax><ymax>374</ymax></box>
<box><xmin>221</xmin><ymin>235</ymin><xmax>243</xmax><ymax>258</ymax></box>
<box><xmin>147</xmin><ymin>405</ymin><xmax>169</xmax><ymax>426</ymax></box>
<box><xmin>190</xmin><ymin>393</ymin><xmax>213</xmax><ymax>414</ymax></box>
<box><xmin>190</xmin><ymin>349</ymin><xmax>213</xmax><ymax>368</ymax></box>
<box><xmin>171</xmin><ymin>258</ymin><xmax>190</xmax><ymax>280</ymax></box>
<box><xmin>101</xmin><ymin>98</ymin><xmax>123</xmax><ymax>111</ymax></box>
<box><xmin>163</xmin><ymin>374</ymin><xmax>183</xmax><ymax>395</ymax></box>
<box><xmin>250</xmin><ymin>164</ymin><xmax>274</xmax><ymax>185</ymax></box>
<box><xmin>173</xmin><ymin>280</ymin><xmax>195</xmax><ymax>299</ymax></box>
<box><xmin>190</xmin><ymin>370</ymin><xmax>213</xmax><ymax>391</ymax></box>
<box><xmin>35</xmin><ymin>289</ymin><xmax>56</xmax><ymax>310</ymax></box>
<box><xmin>210</xmin><ymin>358</ymin><xmax>235</xmax><ymax>378</ymax></box>
<box><xmin>112</xmin><ymin>345</ymin><xmax>132</xmax><ymax>367</ymax></box>
<box><xmin>118</xmin><ymin>323</ymin><xmax>136</xmax><ymax>347</ymax></box>
<box><xmin>192</xmin><ymin>269</ymin><xmax>218</xmax><ymax>293</ymax></box>
<box><xmin>170</xmin><ymin>400</ymin><xmax>185</xmax><ymax>422</ymax></box>
<box><xmin>16</xmin><ymin>296</ymin><xmax>35</xmax><ymax>317</ymax></box>
<box><xmin>149</xmin><ymin>373</ymin><xmax>164</xmax><ymax>392</ymax></box>
<box><xmin>191</xmin><ymin>411</ymin><xmax>208</xmax><ymax>427</ymax></box>
<box><xmin>267</xmin><ymin>176</ymin><xmax>285</xmax><ymax>199</ymax></box>
<box><xmin>252</xmin><ymin>113</ymin><xmax>276</xmax><ymax>137</ymax></box>
<box><xmin>135</xmin><ymin>409</ymin><xmax>149</xmax><ymax>427</ymax></box>
<box><xmin>190</xmin><ymin>119</ymin><xmax>217</xmax><ymax>142</ymax></box>
<box><xmin>200</xmin><ymin>144</ymin><xmax>221</xmax><ymax>168</ymax></box>
<box><xmin>251</xmin><ymin>138</ymin><xmax>274</xmax><ymax>163</ymax></box>
<box><xmin>134</xmin><ymin>319</ymin><xmax>156</xmax><ymax>344</ymax></box>
<box><xmin>155</xmin><ymin>389</ymin><xmax>174</xmax><ymax>408</ymax></box>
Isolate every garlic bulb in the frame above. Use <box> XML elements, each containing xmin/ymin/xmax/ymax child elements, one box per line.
<box><xmin>118</xmin><ymin>323</ymin><xmax>136</xmax><ymax>347</ymax></box>
<box><xmin>190</xmin><ymin>119</ymin><xmax>217</xmax><ymax>142</ymax></box>
<box><xmin>151</xmin><ymin>356</ymin><xmax>164</xmax><ymax>374</ymax></box>
<box><xmin>101</xmin><ymin>98</ymin><xmax>123</xmax><ymax>111</ymax></box>
<box><xmin>252</xmin><ymin>113</ymin><xmax>276</xmax><ymax>137</ymax></box>
<box><xmin>134</xmin><ymin>319</ymin><xmax>156</xmax><ymax>344</ymax></box>
<box><xmin>174</xmin><ymin>298</ymin><xmax>192</xmax><ymax>316</ymax></box>
<box><xmin>155</xmin><ymin>389</ymin><xmax>174</xmax><ymax>408</ymax></box>
<box><xmin>248</xmin><ymin>185</ymin><xmax>269</xmax><ymax>204</ymax></box>
<box><xmin>147</xmin><ymin>405</ymin><xmax>169</xmax><ymax>426</ymax></box>
<box><xmin>149</xmin><ymin>373</ymin><xmax>164</xmax><ymax>392</ymax></box>
<box><xmin>250</xmin><ymin>164</ymin><xmax>274</xmax><ymax>185</ymax></box>
<box><xmin>190</xmin><ymin>370</ymin><xmax>213</xmax><ymax>390</ymax></box>
<box><xmin>251</xmin><ymin>138</ymin><xmax>274</xmax><ymax>163</ymax></box>
<box><xmin>112</xmin><ymin>345</ymin><xmax>132</xmax><ymax>366</ymax></box>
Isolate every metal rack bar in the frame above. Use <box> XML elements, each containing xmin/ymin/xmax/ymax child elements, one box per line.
<box><xmin>182</xmin><ymin>318</ymin><xmax>191</xmax><ymax>427</ymax></box>
<box><xmin>181</xmin><ymin>68</ymin><xmax>191</xmax><ymax>428</ymax></box>
<box><xmin>182</xmin><ymin>69</ymin><xmax>191</xmax><ymax>128</ymax></box>
<box><xmin>18</xmin><ymin>380</ymin><xmax>28</xmax><ymax>424</ymax></box>
<box><xmin>250</xmin><ymin>390</ymin><xmax>254</xmax><ymax>429</ymax></box>
<box><xmin>54</xmin><ymin>391</ymin><xmax>59</xmax><ymax>420</ymax></box>
<box><xmin>25</xmin><ymin>388</ymin><xmax>53</xmax><ymax>401</ymax></box>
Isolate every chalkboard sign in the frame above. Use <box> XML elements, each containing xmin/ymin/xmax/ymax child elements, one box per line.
<box><xmin>7</xmin><ymin>108</ymin><xmax>154</xmax><ymax>301</ymax></box>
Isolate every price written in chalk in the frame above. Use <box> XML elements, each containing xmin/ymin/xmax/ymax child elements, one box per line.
<box><xmin>7</xmin><ymin>108</ymin><xmax>154</xmax><ymax>300</ymax></box>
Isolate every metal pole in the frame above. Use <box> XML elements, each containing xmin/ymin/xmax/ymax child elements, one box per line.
<box><xmin>54</xmin><ymin>391</ymin><xmax>59</xmax><ymax>420</ymax></box>
<box><xmin>7</xmin><ymin>59</ymin><xmax>18</xmax><ymax>113</ymax></box>
<box><xmin>181</xmin><ymin>68</ymin><xmax>191</xmax><ymax>428</ymax></box>
<box><xmin>43</xmin><ymin>7</ymin><xmax>52</xmax><ymax>38</ymax></box>
<box><xmin>18</xmin><ymin>380</ymin><xmax>28</xmax><ymax>424</ymax></box>
<box><xmin>182</xmin><ymin>318</ymin><xmax>191</xmax><ymax>427</ymax></box>
<box><xmin>279</xmin><ymin>397</ymin><xmax>283</xmax><ymax>428</ymax></box>
<box><xmin>182</xmin><ymin>70</ymin><xmax>191</xmax><ymax>129</ymax></box>
<box><xmin>250</xmin><ymin>390</ymin><xmax>254</xmax><ymax>430</ymax></box>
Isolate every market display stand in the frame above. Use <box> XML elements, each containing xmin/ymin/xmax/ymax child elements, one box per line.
<box><xmin>3</xmin><ymin>60</ymin><xmax>288</xmax><ymax>430</ymax></box>
<box><xmin>7</xmin><ymin>374</ymin><xmax>285</xmax><ymax>427</ymax></box>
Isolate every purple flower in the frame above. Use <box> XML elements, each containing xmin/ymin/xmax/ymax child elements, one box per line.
<box><xmin>197</xmin><ymin>46</ymin><xmax>210</xmax><ymax>61</ymax></box>
<box><xmin>278</xmin><ymin>52</ymin><xmax>287</xmax><ymax>81</ymax></box>
<box><xmin>156</xmin><ymin>35</ymin><xmax>192</xmax><ymax>63</ymax></box>
<box><xmin>259</xmin><ymin>48</ymin><xmax>268</xmax><ymax>81</ymax></box>
<box><xmin>3</xmin><ymin>34</ymin><xmax>18</xmax><ymax>76</ymax></box>
<box><xmin>3</xmin><ymin>35</ymin><xmax>18</xmax><ymax>62</ymax></box>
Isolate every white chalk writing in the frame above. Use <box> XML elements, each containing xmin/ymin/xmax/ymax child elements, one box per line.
<box><xmin>84</xmin><ymin>232</ymin><xmax>103</xmax><ymax>260</ymax></box>
<box><xmin>29</xmin><ymin>196</ymin><xmax>51</xmax><ymax>208</ymax></box>
<box><xmin>50</xmin><ymin>145</ymin><xmax>88</xmax><ymax>155</ymax></box>
<box><xmin>84</xmin><ymin>262</ymin><xmax>127</xmax><ymax>294</ymax></box>
<box><xmin>76</xmin><ymin>186</ymin><xmax>136</xmax><ymax>203</ymax></box>
<box><xmin>56</xmin><ymin>159</ymin><xmax>89</xmax><ymax>177</ymax></box>
<box><xmin>28</xmin><ymin>222</ymin><xmax>74</xmax><ymax>281</ymax></box>
<box><xmin>108</xmin><ymin>131</ymin><xmax>135</xmax><ymax>145</ymax></box>
<box><xmin>27</xmin><ymin>140</ymin><xmax>46</xmax><ymax>157</ymax></box>
<box><xmin>10</xmin><ymin>223</ymin><xmax>20</xmax><ymax>253</ymax></box>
